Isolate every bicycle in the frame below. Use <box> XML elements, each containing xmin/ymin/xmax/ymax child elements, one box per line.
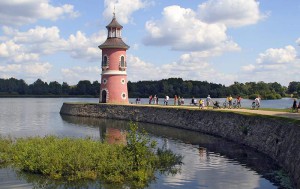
<box><xmin>223</xmin><ymin>101</ymin><xmax>228</xmax><ymax>109</ymax></box>
<box><xmin>251</xmin><ymin>102</ymin><xmax>260</xmax><ymax>110</ymax></box>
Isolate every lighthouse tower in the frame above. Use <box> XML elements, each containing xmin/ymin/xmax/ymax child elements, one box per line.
<box><xmin>99</xmin><ymin>14</ymin><xmax>130</xmax><ymax>104</ymax></box>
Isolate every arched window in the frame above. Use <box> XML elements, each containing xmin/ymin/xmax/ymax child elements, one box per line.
<box><xmin>112</xmin><ymin>28</ymin><xmax>116</xmax><ymax>37</ymax></box>
<box><xmin>103</xmin><ymin>56</ymin><xmax>108</xmax><ymax>67</ymax></box>
<box><xmin>120</xmin><ymin>56</ymin><xmax>125</xmax><ymax>68</ymax></box>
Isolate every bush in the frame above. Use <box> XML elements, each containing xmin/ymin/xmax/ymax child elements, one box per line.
<box><xmin>248</xmin><ymin>94</ymin><xmax>259</xmax><ymax>100</ymax></box>
<box><xmin>0</xmin><ymin>123</ymin><xmax>182</xmax><ymax>188</ymax></box>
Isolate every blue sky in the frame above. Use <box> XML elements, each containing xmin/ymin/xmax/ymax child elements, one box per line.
<box><xmin>0</xmin><ymin>0</ymin><xmax>299</xmax><ymax>86</ymax></box>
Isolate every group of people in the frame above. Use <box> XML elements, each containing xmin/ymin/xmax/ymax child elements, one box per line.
<box><xmin>191</xmin><ymin>95</ymin><xmax>243</xmax><ymax>109</ymax></box>
<box><xmin>173</xmin><ymin>95</ymin><xmax>185</xmax><ymax>106</ymax></box>
<box><xmin>141</xmin><ymin>96</ymin><xmax>300</xmax><ymax>113</ymax></box>
<box><xmin>292</xmin><ymin>99</ymin><xmax>300</xmax><ymax>113</ymax></box>
<box><xmin>148</xmin><ymin>95</ymin><xmax>186</xmax><ymax>105</ymax></box>
<box><xmin>190</xmin><ymin>95</ymin><xmax>213</xmax><ymax>109</ymax></box>
<box><xmin>148</xmin><ymin>95</ymin><xmax>159</xmax><ymax>104</ymax></box>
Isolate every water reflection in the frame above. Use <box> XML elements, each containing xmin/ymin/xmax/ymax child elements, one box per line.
<box><xmin>0</xmin><ymin>98</ymin><xmax>293</xmax><ymax>188</ymax></box>
<box><xmin>60</xmin><ymin>115</ymin><xmax>285</xmax><ymax>189</ymax></box>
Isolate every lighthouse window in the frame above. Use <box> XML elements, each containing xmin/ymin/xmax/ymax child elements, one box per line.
<box><xmin>121</xmin><ymin>79</ymin><xmax>125</xmax><ymax>84</ymax></box>
<box><xmin>121</xmin><ymin>92</ymin><xmax>126</xmax><ymax>99</ymax></box>
<box><xmin>103</xmin><ymin>56</ymin><xmax>108</xmax><ymax>67</ymax></box>
<box><xmin>103</xmin><ymin>78</ymin><xmax>107</xmax><ymax>84</ymax></box>
<box><xmin>120</xmin><ymin>56</ymin><xmax>125</xmax><ymax>67</ymax></box>
<box><xmin>112</xmin><ymin>29</ymin><xmax>116</xmax><ymax>37</ymax></box>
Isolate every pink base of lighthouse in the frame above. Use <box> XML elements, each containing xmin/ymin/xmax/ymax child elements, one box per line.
<box><xmin>100</xmin><ymin>75</ymin><xmax>128</xmax><ymax>104</ymax></box>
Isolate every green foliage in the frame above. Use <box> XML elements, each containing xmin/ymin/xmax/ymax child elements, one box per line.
<box><xmin>0</xmin><ymin>78</ymin><xmax>100</xmax><ymax>96</ymax></box>
<box><xmin>0</xmin><ymin>123</ymin><xmax>182</xmax><ymax>188</ymax></box>
<box><xmin>0</xmin><ymin>136</ymin><xmax>13</xmax><ymax>165</ymax></box>
<box><xmin>128</xmin><ymin>78</ymin><xmax>289</xmax><ymax>99</ymax></box>
<box><xmin>0</xmin><ymin>77</ymin><xmax>293</xmax><ymax>98</ymax></box>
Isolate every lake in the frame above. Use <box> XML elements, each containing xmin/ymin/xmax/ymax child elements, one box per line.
<box><xmin>0</xmin><ymin>98</ymin><xmax>293</xmax><ymax>188</ymax></box>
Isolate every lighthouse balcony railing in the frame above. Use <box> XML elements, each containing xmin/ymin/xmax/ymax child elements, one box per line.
<box><xmin>102</xmin><ymin>66</ymin><xmax>109</xmax><ymax>71</ymax></box>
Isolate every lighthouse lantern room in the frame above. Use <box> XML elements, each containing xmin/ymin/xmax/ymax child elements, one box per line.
<box><xmin>98</xmin><ymin>13</ymin><xmax>129</xmax><ymax>104</ymax></box>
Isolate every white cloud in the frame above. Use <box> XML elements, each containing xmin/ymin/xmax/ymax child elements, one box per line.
<box><xmin>127</xmin><ymin>53</ymin><xmax>237</xmax><ymax>85</ymax></box>
<box><xmin>1</xmin><ymin>26</ymin><xmax>105</xmax><ymax>61</ymax></box>
<box><xmin>240</xmin><ymin>45</ymin><xmax>300</xmax><ymax>86</ymax></box>
<box><xmin>61</xmin><ymin>66</ymin><xmax>102</xmax><ymax>84</ymax></box>
<box><xmin>0</xmin><ymin>0</ymin><xmax>79</xmax><ymax>26</ymax></box>
<box><xmin>143</xmin><ymin>5</ymin><xmax>239</xmax><ymax>54</ymax></box>
<box><xmin>127</xmin><ymin>55</ymin><xmax>162</xmax><ymax>81</ymax></box>
<box><xmin>67</xmin><ymin>31</ymin><xmax>105</xmax><ymax>62</ymax></box>
<box><xmin>256</xmin><ymin>45</ymin><xmax>296</xmax><ymax>64</ymax></box>
<box><xmin>103</xmin><ymin>0</ymin><xmax>149</xmax><ymax>24</ymax></box>
<box><xmin>241</xmin><ymin>64</ymin><xmax>255</xmax><ymax>72</ymax></box>
<box><xmin>0</xmin><ymin>40</ymin><xmax>39</xmax><ymax>63</ymax></box>
<box><xmin>0</xmin><ymin>64</ymin><xmax>22</xmax><ymax>73</ymax></box>
<box><xmin>0</xmin><ymin>62</ymin><xmax>52</xmax><ymax>80</ymax></box>
<box><xmin>24</xmin><ymin>62</ymin><xmax>52</xmax><ymax>75</ymax></box>
<box><xmin>198</xmin><ymin>0</ymin><xmax>265</xmax><ymax>27</ymax></box>
<box><xmin>0</xmin><ymin>40</ymin><xmax>20</xmax><ymax>57</ymax></box>
<box><xmin>296</xmin><ymin>38</ymin><xmax>300</xmax><ymax>45</ymax></box>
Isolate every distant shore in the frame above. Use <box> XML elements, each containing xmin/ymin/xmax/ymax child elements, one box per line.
<box><xmin>0</xmin><ymin>95</ymin><xmax>97</xmax><ymax>98</ymax></box>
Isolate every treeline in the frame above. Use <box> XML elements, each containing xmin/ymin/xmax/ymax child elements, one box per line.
<box><xmin>128</xmin><ymin>78</ymin><xmax>292</xmax><ymax>99</ymax></box>
<box><xmin>0</xmin><ymin>78</ymin><xmax>100</xmax><ymax>97</ymax></box>
<box><xmin>0</xmin><ymin>77</ymin><xmax>299</xmax><ymax>99</ymax></box>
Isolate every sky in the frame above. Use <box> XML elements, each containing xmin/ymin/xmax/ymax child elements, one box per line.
<box><xmin>0</xmin><ymin>0</ymin><xmax>299</xmax><ymax>86</ymax></box>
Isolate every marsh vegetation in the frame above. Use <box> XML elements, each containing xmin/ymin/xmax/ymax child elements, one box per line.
<box><xmin>0</xmin><ymin>123</ymin><xmax>182</xmax><ymax>188</ymax></box>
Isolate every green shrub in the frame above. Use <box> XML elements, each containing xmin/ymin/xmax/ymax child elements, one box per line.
<box><xmin>0</xmin><ymin>123</ymin><xmax>182</xmax><ymax>188</ymax></box>
<box><xmin>248</xmin><ymin>94</ymin><xmax>259</xmax><ymax>100</ymax></box>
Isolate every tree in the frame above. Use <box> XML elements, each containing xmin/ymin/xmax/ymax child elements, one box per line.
<box><xmin>76</xmin><ymin>80</ymin><xmax>92</xmax><ymax>95</ymax></box>
<box><xmin>288</xmin><ymin>82</ymin><xmax>300</xmax><ymax>94</ymax></box>
<box><xmin>91</xmin><ymin>81</ymin><xmax>100</xmax><ymax>96</ymax></box>
<box><xmin>49</xmin><ymin>81</ymin><xmax>62</xmax><ymax>95</ymax></box>
<box><xmin>31</xmin><ymin>79</ymin><xmax>48</xmax><ymax>95</ymax></box>
<box><xmin>62</xmin><ymin>82</ymin><xmax>70</xmax><ymax>95</ymax></box>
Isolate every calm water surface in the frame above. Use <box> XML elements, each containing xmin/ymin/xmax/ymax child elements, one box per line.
<box><xmin>0</xmin><ymin>98</ymin><xmax>293</xmax><ymax>189</ymax></box>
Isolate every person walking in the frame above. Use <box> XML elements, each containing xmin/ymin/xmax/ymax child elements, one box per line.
<box><xmin>292</xmin><ymin>99</ymin><xmax>297</xmax><ymax>113</ymax></box>
<box><xmin>228</xmin><ymin>95</ymin><xmax>233</xmax><ymax>109</ymax></box>
<box><xmin>199</xmin><ymin>98</ymin><xmax>204</xmax><ymax>109</ymax></box>
<box><xmin>206</xmin><ymin>95</ymin><xmax>211</xmax><ymax>109</ymax></box>
<box><xmin>191</xmin><ymin>97</ymin><xmax>196</xmax><ymax>106</ymax></box>
<box><xmin>153</xmin><ymin>95</ymin><xmax>157</xmax><ymax>104</ymax></box>
<box><xmin>164</xmin><ymin>95</ymin><xmax>169</xmax><ymax>105</ymax></box>
<box><xmin>237</xmin><ymin>96</ymin><xmax>242</xmax><ymax>108</ymax></box>
<box><xmin>149</xmin><ymin>95</ymin><xmax>153</xmax><ymax>104</ymax></box>
<box><xmin>254</xmin><ymin>96</ymin><xmax>260</xmax><ymax>109</ymax></box>
<box><xmin>181</xmin><ymin>97</ymin><xmax>185</xmax><ymax>105</ymax></box>
<box><xmin>174</xmin><ymin>95</ymin><xmax>177</xmax><ymax>106</ymax></box>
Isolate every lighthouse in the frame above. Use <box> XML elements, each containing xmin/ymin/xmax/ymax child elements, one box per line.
<box><xmin>99</xmin><ymin>13</ymin><xmax>130</xmax><ymax>104</ymax></box>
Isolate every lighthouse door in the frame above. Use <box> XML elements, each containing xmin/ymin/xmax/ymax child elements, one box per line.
<box><xmin>101</xmin><ymin>90</ymin><xmax>107</xmax><ymax>103</ymax></box>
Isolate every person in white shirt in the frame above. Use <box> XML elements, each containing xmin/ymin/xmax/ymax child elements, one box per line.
<box><xmin>206</xmin><ymin>95</ymin><xmax>211</xmax><ymax>108</ymax></box>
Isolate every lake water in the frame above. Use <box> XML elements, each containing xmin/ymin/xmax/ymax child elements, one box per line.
<box><xmin>0</xmin><ymin>98</ymin><xmax>294</xmax><ymax>189</ymax></box>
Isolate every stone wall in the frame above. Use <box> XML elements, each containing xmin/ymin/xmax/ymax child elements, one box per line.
<box><xmin>60</xmin><ymin>103</ymin><xmax>300</xmax><ymax>188</ymax></box>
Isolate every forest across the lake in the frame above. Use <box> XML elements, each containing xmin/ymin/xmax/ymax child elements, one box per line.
<box><xmin>0</xmin><ymin>77</ymin><xmax>299</xmax><ymax>99</ymax></box>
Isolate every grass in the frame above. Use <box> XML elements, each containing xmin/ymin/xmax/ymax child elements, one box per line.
<box><xmin>0</xmin><ymin>123</ymin><xmax>182</xmax><ymax>188</ymax></box>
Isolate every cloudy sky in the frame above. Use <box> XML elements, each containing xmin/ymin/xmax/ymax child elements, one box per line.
<box><xmin>0</xmin><ymin>0</ymin><xmax>299</xmax><ymax>86</ymax></box>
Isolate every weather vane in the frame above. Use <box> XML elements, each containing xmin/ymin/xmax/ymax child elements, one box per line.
<box><xmin>113</xmin><ymin>5</ymin><xmax>116</xmax><ymax>18</ymax></box>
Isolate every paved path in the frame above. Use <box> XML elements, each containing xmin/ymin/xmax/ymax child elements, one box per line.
<box><xmin>187</xmin><ymin>106</ymin><xmax>300</xmax><ymax>120</ymax></box>
<box><xmin>217</xmin><ymin>108</ymin><xmax>300</xmax><ymax>120</ymax></box>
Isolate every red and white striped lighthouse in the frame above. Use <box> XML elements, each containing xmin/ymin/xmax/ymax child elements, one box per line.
<box><xmin>99</xmin><ymin>14</ymin><xmax>130</xmax><ymax>104</ymax></box>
